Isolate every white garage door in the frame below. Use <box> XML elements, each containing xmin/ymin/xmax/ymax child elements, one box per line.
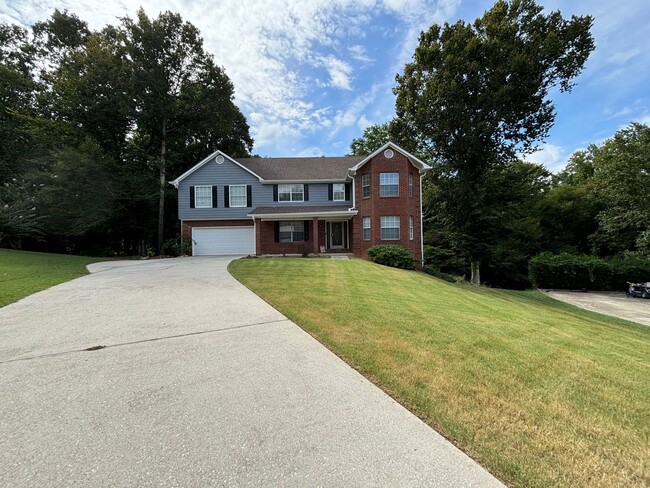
<box><xmin>192</xmin><ymin>226</ymin><xmax>255</xmax><ymax>256</ymax></box>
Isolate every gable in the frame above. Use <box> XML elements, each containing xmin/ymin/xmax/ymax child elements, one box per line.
<box><xmin>169</xmin><ymin>151</ymin><xmax>262</xmax><ymax>188</ymax></box>
<box><xmin>349</xmin><ymin>142</ymin><xmax>431</xmax><ymax>174</ymax></box>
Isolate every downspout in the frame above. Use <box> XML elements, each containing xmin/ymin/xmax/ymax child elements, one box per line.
<box><xmin>420</xmin><ymin>173</ymin><xmax>425</xmax><ymax>268</ymax></box>
<box><xmin>348</xmin><ymin>171</ymin><xmax>356</xmax><ymax>211</ymax></box>
<box><xmin>251</xmin><ymin>216</ymin><xmax>257</xmax><ymax>256</ymax></box>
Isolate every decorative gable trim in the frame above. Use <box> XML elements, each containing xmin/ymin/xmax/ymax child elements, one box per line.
<box><xmin>169</xmin><ymin>150</ymin><xmax>263</xmax><ymax>188</ymax></box>
<box><xmin>348</xmin><ymin>141</ymin><xmax>432</xmax><ymax>174</ymax></box>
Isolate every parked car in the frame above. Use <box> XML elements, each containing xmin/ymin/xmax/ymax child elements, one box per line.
<box><xmin>626</xmin><ymin>282</ymin><xmax>650</xmax><ymax>299</ymax></box>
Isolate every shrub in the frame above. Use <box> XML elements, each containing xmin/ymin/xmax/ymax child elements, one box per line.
<box><xmin>423</xmin><ymin>265</ymin><xmax>456</xmax><ymax>283</ymax></box>
<box><xmin>367</xmin><ymin>244</ymin><xmax>415</xmax><ymax>270</ymax></box>
<box><xmin>529</xmin><ymin>252</ymin><xmax>650</xmax><ymax>290</ymax></box>
<box><xmin>161</xmin><ymin>236</ymin><xmax>192</xmax><ymax>257</ymax></box>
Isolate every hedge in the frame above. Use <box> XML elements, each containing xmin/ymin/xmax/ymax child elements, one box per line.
<box><xmin>367</xmin><ymin>244</ymin><xmax>415</xmax><ymax>270</ymax></box>
<box><xmin>529</xmin><ymin>252</ymin><xmax>650</xmax><ymax>290</ymax></box>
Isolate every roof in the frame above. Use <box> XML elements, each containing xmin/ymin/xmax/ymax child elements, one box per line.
<box><xmin>234</xmin><ymin>157</ymin><xmax>362</xmax><ymax>182</ymax></box>
<box><xmin>349</xmin><ymin>142</ymin><xmax>432</xmax><ymax>173</ymax></box>
<box><xmin>248</xmin><ymin>206</ymin><xmax>356</xmax><ymax>219</ymax></box>
<box><xmin>169</xmin><ymin>141</ymin><xmax>430</xmax><ymax>187</ymax></box>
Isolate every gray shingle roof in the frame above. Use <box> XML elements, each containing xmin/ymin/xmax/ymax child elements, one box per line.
<box><xmin>249</xmin><ymin>206</ymin><xmax>353</xmax><ymax>215</ymax></box>
<box><xmin>234</xmin><ymin>156</ymin><xmax>363</xmax><ymax>181</ymax></box>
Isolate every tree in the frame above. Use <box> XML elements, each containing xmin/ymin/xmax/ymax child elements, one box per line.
<box><xmin>587</xmin><ymin>123</ymin><xmax>650</xmax><ymax>254</ymax></box>
<box><xmin>349</xmin><ymin>122</ymin><xmax>391</xmax><ymax>155</ymax></box>
<box><xmin>122</xmin><ymin>9</ymin><xmax>253</xmax><ymax>253</ymax></box>
<box><xmin>394</xmin><ymin>0</ymin><xmax>594</xmax><ymax>283</ymax></box>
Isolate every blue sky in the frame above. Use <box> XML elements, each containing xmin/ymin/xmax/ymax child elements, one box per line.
<box><xmin>2</xmin><ymin>0</ymin><xmax>649</xmax><ymax>171</ymax></box>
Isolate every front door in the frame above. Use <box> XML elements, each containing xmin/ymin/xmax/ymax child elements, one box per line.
<box><xmin>330</xmin><ymin>221</ymin><xmax>345</xmax><ymax>249</ymax></box>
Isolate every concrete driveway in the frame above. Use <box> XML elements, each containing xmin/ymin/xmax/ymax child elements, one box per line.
<box><xmin>545</xmin><ymin>290</ymin><xmax>650</xmax><ymax>326</ymax></box>
<box><xmin>0</xmin><ymin>257</ymin><xmax>502</xmax><ymax>487</ymax></box>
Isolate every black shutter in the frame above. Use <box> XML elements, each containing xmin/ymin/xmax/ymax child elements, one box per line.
<box><xmin>224</xmin><ymin>186</ymin><xmax>229</xmax><ymax>208</ymax></box>
<box><xmin>247</xmin><ymin>185</ymin><xmax>252</xmax><ymax>207</ymax></box>
<box><xmin>345</xmin><ymin>183</ymin><xmax>351</xmax><ymax>201</ymax></box>
<box><xmin>303</xmin><ymin>220</ymin><xmax>309</xmax><ymax>241</ymax></box>
<box><xmin>328</xmin><ymin>184</ymin><xmax>333</xmax><ymax>201</ymax></box>
<box><xmin>189</xmin><ymin>186</ymin><xmax>195</xmax><ymax>208</ymax></box>
<box><xmin>212</xmin><ymin>186</ymin><xmax>218</xmax><ymax>208</ymax></box>
<box><xmin>273</xmin><ymin>185</ymin><xmax>278</xmax><ymax>201</ymax></box>
<box><xmin>274</xmin><ymin>222</ymin><xmax>280</xmax><ymax>242</ymax></box>
<box><xmin>343</xmin><ymin>222</ymin><xmax>348</xmax><ymax>248</ymax></box>
<box><xmin>304</xmin><ymin>184</ymin><xmax>309</xmax><ymax>201</ymax></box>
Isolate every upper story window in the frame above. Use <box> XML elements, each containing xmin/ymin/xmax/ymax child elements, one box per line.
<box><xmin>409</xmin><ymin>173</ymin><xmax>413</xmax><ymax>197</ymax></box>
<box><xmin>380</xmin><ymin>172</ymin><xmax>399</xmax><ymax>197</ymax></box>
<box><xmin>361</xmin><ymin>174</ymin><xmax>370</xmax><ymax>198</ymax></box>
<box><xmin>333</xmin><ymin>183</ymin><xmax>345</xmax><ymax>202</ymax></box>
<box><xmin>195</xmin><ymin>185</ymin><xmax>212</xmax><ymax>208</ymax></box>
<box><xmin>229</xmin><ymin>185</ymin><xmax>247</xmax><ymax>207</ymax></box>
<box><xmin>279</xmin><ymin>184</ymin><xmax>304</xmax><ymax>202</ymax></box>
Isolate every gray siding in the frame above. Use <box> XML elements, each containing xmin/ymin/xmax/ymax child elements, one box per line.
<box><xmin>177</xmin><ymin>157</ymin><xmax>352</xmax><ymax>220</ymax></box>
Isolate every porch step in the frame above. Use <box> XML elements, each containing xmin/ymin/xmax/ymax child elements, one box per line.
<box><xmin>327</xmin><ymin>254</ymin><xmax>350</xmax><ymax>259</ymax></box>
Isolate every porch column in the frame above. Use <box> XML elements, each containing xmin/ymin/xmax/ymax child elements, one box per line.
<box><xmin>312</xmin><ymin>217</ymin><xmax>319</xmax><ymax>255</ymax></box>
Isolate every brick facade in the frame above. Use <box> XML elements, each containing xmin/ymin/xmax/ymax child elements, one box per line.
<box><xmin>351</xmin><ymin>151</ymin><xmax>422</xmax><ymax>264</ymax></box>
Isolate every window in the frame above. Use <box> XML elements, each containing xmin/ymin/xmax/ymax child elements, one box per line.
<box><xmin>229</xmin><ymin>185</ymin><xmax>247</xmax><ymax>207</ymax></box>
<box><xmin>194</xmin><ymin>185</ymin><xmax>212</xmax><ymax>208</ymax></box>
<box><xmin>380</xmin><ymin>216</ymin><xmax>400</xmax><ymax>240</ymax></box>
<box><xmin>278</xmin><ymin>184</ymin><xmax>304</xmax><ymax>202</ymax></box>
<box><xmin>279</xmin><ymin>221</ymin><xmax>305</xmax><ymax>242</ymax></box>
<box><xmin>409</xmin><ymin>173</ymin><xmax>413</xmax><ymax>198</ymax></box>
<box><xmin>361</xmin><ymin>174</ymin><xmax>370</xmax><ymax>198</ymax></box>
<box><xmin>409</xmin><ymin>216</ymin><xmax>414</xmax><ymax>240</ymax></box>
<box><xmin>333</xmin><ymin>183</ymin><xmax>345</xmax><ymax>202</ymax></box>
<box><xmin>380</xmin><ymin>172</ymin><xmax>399</xmax><ymax>197</ymax></box>
<box><xmin>362</xmin><ymin>216</ymin><xmax>371</xmax><ymax>240</ymax></box>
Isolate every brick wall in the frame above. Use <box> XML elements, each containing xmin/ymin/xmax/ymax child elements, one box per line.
<box><xmin>351</xmin><ymin>150</ymin><xmax>422</xmax><ymax>265</ymax></box>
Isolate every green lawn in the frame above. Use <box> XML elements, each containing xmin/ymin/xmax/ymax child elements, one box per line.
<box><xmin>229</xmin><ymin>258</ymin><xmax>650</xmax><ymax>488</ymax></box>
<box><xmin>0</xmin><ymin>249</ymin><xmax>106</xmax><ymax>307</ymax></box>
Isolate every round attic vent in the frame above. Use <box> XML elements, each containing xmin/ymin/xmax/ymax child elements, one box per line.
<box><xmin>215</xmin><ymin>155</ymin><xmax>225</xmax><ymax>164</ymax></box>
<box><xmin>384</xmin><ymin>148</ymin><xmax>394</xmax><ymax>159</ymax></box>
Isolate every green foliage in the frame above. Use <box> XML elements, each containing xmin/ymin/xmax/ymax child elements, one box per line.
<box><xmin>161</xmin><ymin>235</ymin><xmax>192</xmax><ymax>257</ymax></box>
<box><xmin>0</xmin><ymin>179</ymin><xmax>44</xmax><ymax>246</ymax></box>
<box><xmin>349</xmin><ymin>122</ymin><xmax>391</xmax><ymax>156</ymax></box>
<box><xmin>423</xmin><ymin>265</ymin><xmax>457</xmax><ymax>283</ymax></box>
<box><xmin>529</xmin><ymin>252</ymin><xmax>650</xmax><ymax>290</ymax></box>
<box><xmin>367</xmin><ymin>244</ymin><xmax>415</xmax><ymax>270</ymax></box>
<box><xmin>394</xmin><ymin>0</ymin><xmax>594</xmax><ymax>283</ymax></box>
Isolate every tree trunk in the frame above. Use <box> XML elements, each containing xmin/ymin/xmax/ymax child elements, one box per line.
<box><xmin>470</xmin><ymin>258</ymin><xmax>481</xmax><ymax>285</ymax></box>
<box><xmin>157</xmin><ymin>119</ymin><xmax>167</xmax><ymax>255</ymax></box>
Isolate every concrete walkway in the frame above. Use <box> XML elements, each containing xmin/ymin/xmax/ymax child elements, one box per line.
<box><xmin>0</xmin><ymin>257</ymin><xmax>503</xmax><ymax>487</ymax></box>
<box><xmin>545</xmin><ymin>290</ymin><xmax>650</xmax><ymax>326</ymax></box>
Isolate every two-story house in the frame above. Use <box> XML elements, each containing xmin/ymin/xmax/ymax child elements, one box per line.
<box><xmin>170</xmin><ymin>142</ymin><xmax>431</xmax><ymax>264</ymax></box>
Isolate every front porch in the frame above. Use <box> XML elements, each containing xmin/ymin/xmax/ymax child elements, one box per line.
<box><xmin>249</xmin><ymin>206</ymin><xmax>357</xmax><ymax>257</ymax></box>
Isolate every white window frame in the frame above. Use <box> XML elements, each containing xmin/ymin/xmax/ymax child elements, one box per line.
<box><xmin>380</xmin><ymin>216</ymin><xmax>400</xmax><ymax>240</ymax></box>
<box><xmin>333</xmin><ymin>183</ymin><xmax>345</xmax><ymax>202</ymax></box>
<box><xmin>278</xmin><ymin>184</ymin><xmax>304</xmax><ymax>202</ymax></box>
<box><xmin>362</xmin><ymin>216</ymin><xmax>371</xmax><ymax>241</ymax></box>
<box><xmin>361</xmin><ymin>174</ymin><xmax>370</xmax><ymax>198</ymax></box>
<box><xmin>229</xmin><ymin>185</ymin><xmax>247</xmax><ymax>207</ymax></box>
<box><xmin>194</xmin><ymin>185</ymin><xmax>212</xmax><ymax>208</ymax></box>
<box><xmin>279</xmin><ymin>221</ymin><xmax>305</xmax><ymax>242</ymax></box>
<box><xmin>409</xmin><ymin>173</ymin><xmax>413</xmax><ymax>198</ymax></box>
<box><xmin>409</xmin><ymin>216</ymin><xmax>414</xmax><ymax>240</ymax></box>
<box><xmin>379</xmin><ymin>172</ymin><xmax>399</xmax><ymax>197</ymax></box>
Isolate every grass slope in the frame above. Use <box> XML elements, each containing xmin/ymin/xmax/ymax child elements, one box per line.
<box><xmin>229</xmin><ymin>258</ymin><xmax>650</xmax><ymax>488</ymax></box>
<box><xmin>0</xmin><ymin>249</ymin><xmax>104</xmax><ymax>307</ymax></box>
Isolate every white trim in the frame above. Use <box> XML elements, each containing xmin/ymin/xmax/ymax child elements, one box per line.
<box><xmin>348</xmin><ymin>141</ymin><xmax>432</xmax><ymax>174</ymax></box>
<box><xmin>362</xmin><ymin>216</ymin><xmax>371</xmax><ymax>241</ymax></box>
<box><xmin>191</xmin><ymin>226</ymin><xmax>255</xmax><ymax>256</ymax></box>
<box><xmin>194</xmin><ymin>185</ymin><xmax>213</xmax><ymax>208</ymax></box>
<box><xmin>349</xmin><ymin>177</ymin><xmax>356</xmax><ymax>211</ymax></box>
<box><xmin>380</xmin><ymin>215</ymin><xmax>400</xmax><ymax>240</ymax></box>
<box><xmin>332</xmin><ymin>183</ymin><xmax>346</xmax><ymax>202</ymax></box>
<box><xmin>420</xmin><ymin>174</ymin><xmax>424</xmax><ymax>267</ymax></box>
<box><xmin>327</xmin><ymin>221</ymin><xmax>347</xmax><ymax>249</ymax></box>
<box><xmin>262</xmin><ymin>178</ymin><xmax>350</xmax><ymax>184</ymax></box>
<box><xmin>250</xmin><ymin>210</ymin><xmax>357</xmax><ymax>220</ymax></box>
<box><xmin>169</xmin><ymin>150</ymin><xmax>263</xmax><ymax>187</ymax></box>
<box><xmin>228</xmin><ymin>184</ymin><xmax>247</xmax><ymax>207</ymax></box>
<box><xmin>409</xmin><ymin>215</ymin><xmax>414</xmax><ymax>240</ymax></box>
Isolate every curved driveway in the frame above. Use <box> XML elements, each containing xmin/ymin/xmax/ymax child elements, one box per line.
<box><xmin>0</xmin><ymin>257</ymin><xmax>502</xmax><ymax>487</ymax></box>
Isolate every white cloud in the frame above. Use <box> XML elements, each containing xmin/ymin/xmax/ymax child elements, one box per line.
<box><xmin>0</xmin><ymin>0</ymin><xmax>461</xmax><ymax>155</ymax></box>
<box><xmin>525</xmin><ymin>143</ymin><xmax>567</xmax><ymax>172</ymax></box>
<box><xmin>320</xmin><ymin>55</ymin><xmax>353</xmax><ymax>91</ymax></box>
<box><xmin>357</xmin><ymin>114</ymin><xmax>373</xmax><ymax>130</ymax></box>
<box><xmin>296</xmin><ymin>146</ymin><xmax>325</xmax><ymax>157</ymax></box>
<box><xmin>634</xmin><ymin>114</ymin><xmax>650</xmax><ymax>126</ymax></box>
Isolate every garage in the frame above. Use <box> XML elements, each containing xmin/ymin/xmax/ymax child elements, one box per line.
<box><xmin>191</xmin><ymin>226</ymin><xmax>255</xmax><ymax>256</ymax></box>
